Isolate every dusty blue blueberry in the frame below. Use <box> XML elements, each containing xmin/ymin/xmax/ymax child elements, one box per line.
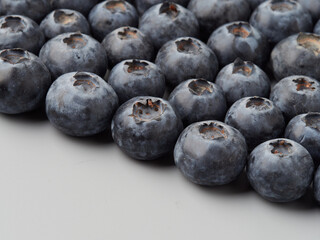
<box><xmin>247</xmin><ymin>138</ymin><xmax>314</xmax><ymax>202</ymax></box>
<box><xmin>207</xmin><ymin>21</ymin><xmax>270</xmax><ymax>68</ymax></box>
<box><xmin>102</xmin><ymin>26</ymin><xmax>154</xmax><ymax>68</ymax></box>
<box><xmin>285</xmin><ymin>112</ymin><xmax>320</xmax><ymax>167</ymax></box>
<box><xmin>51</xmin><ymin>0</ymin><xmax>100</xmax><ymax>16</ymax></box>
<box><xmin>314</xmin><ymin>20</ymin><xmax>320</xmax><ymax>34</ymax></box>
<box><xmin>174</xmin><ymin>120</ymin><xmax>247</xmax><ymax>186</ymax></box>
<box><xmin>0</xmin><ymin>49</ymin><xmax>51</xmax><ymax>114</ymax></box>
<box><xmin>250</xmin><ymin>0</ymin><xmax>313</xmax><ymax>44</ymax></box>
<box><xmin>0</xmin><ymin>15</ymin><xmax>45</xmax><ymax>54</ymax></box>
<box><xmin>39</xmin><ymin>32</ymin><xmax>107</xmax><ymax>80</ymax></box>
<box><xmin>188</xmin><ymin>0</ymin><xmax>251</xmax><ymax>40</ymax></box>
<box><xmin>0</xmin><ymin>0</ymin><xmax>52</xmax><ymax>23</ymax></box>
<box><xmin>89</xmin><ymin>0</ymin><xmax>139</xmax><ymax>41</ymax></box>
<box><xmin>155</xmin><ymin>37</ymin><xmax>218</xmax><ymax>87</ymax></box>
<box><xmin>215</xmin><ymin>58</ymin><xmax>270</xmax><ymax>106</ymax></box>
<box><xmin>168</xmin><ymin>79</ymin><xmax>227</xmax><ymax>126</ymax></box>
<box><xmin>315</xmin><ymin>166</ymin><xmax>320</xmax><ymax>204</ymax></box>
<box><xmin>108</xmin><ymin>59</ymin><xmax>166</xmax><ymax>104</ymax></box>
<box><xmin>46</xmin><ymin>72</ymin><xmax>118</xmax><ymax>137</ymax></box>
<box><xmin>40</xmin><ymin>9</ymin><xmax>90</xmax><ymax>39</ymax></box>
<box><xmin>135</xmin><ymin>0</ymin><xmax>190</xmax><ymax>15</ymax></box>
<box><xmin>112</xmin><ymin>96</ymin><xmax>183</xmax><ymax>160</ymax></box>
<box><xmin>271</xmin><ymin>33</ymin><xmax>320</xmax><ymax>81</ymax></box>
<box><xmin>139</xmin><ymin>2</ymin><xmax>199</xmax><ymax>49</ymax></box>
<box><xmin>297</xmin><ymin>0</ymin><xmax>320</xmax><ymax>22</ymax></box>
<box><xmin>270</xmin><ymin>75</ymin><xmax>320</xmax><ymax>121</ymax></box>
<box><xmin>225</xmin><ymin>97</ymin><xmax>285</xmax><ymax>150</ymax></box>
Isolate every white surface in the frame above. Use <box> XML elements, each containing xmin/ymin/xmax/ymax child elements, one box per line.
<box><xmin>0</xmin><ymin>110</ymin><xmax>320</xmax><ymax>240</ymax></box>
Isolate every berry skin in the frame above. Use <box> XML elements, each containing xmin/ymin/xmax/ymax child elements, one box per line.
<box><xmin>174</xmin><ymin>120</ymin><xmax>247</xmax><ymax>186</ymax></box>
<box><xmin>51</xmin><ymin>0</ymin><xmax>100</xmax><ymax>16</ymax></box>
<box><xmin>112</xmin><ymin>96</ymin><xmax>183</xmax><ymax>160</ymax></box>
<box><xmin>0</xmin><ymin>49</ymin><xmax>51</xmax><ymax>114</ymax></box>
<box><xmin>270</xmin><ymin>75</ymin><xmax>320</xmax><ymax>121</ymax></box>
<box><xmin>39</xmin><ymin>32</ymin><xmax>108</xmax><ymax>80</ymax></box>
<box><xmin>247</xmin><ymin>138</ymin><xmax>314</xmax><ymax>202</ymax></box>
<box><xmin>102</xmin><ymin>26</ymin><xmax>154</xmax><ymax>68</ymax></box>
<box><xmin>297</xmin><ymin>0</ymin><xmax>320</xmax><ymax>22</ymax></box>
<box><xmin>314</xmin><ymin>19</ymin><xmax>320</xmax><ymax>35</ymax></box>
<box><xmin>46</xmin><ymin>72</ymin><xmax>118</xmax><ymax>137</ymax></box>
<box><xmin>40</xmin><ymin>9</ymin><xmax>90</xmax><ymax>39</ymax></box>
<box><xmin>135</xmin><ymin>0</ymin><xmax>190</xmax><ymax>15</ymax></box>
<box><xmin>225</xmin><ymin>96</ymin><xmax>285</xmax><ymax>150</ymax></box>
<box><xmin>285</xmin><ymin>112</ymin><xmax>320</xmax><ymax>167</ymax></box>
<box><xmin>1</xmin><ymin>0</ymin><xmax>52</xmax><ymax>23</ymax></box>
<box><xmin>0</xmin><ymin>15</ymin><xmax>45</xmax><ymax>54</ymax></box>
<box><xmin>246</xmin><ymin>0</ymin><xmax>266</xmax><ymax>10</ymax></box>
<box><xmin>215</xmin><ymin>58</ymin><xmax>270</xmax><ymax>106</ymax></box>
<box><xmin>315</xmin><ymin>166</ymin><xmax>320</xmax><ymax>204</ymax></box>
<box><xmin>271</xmin><ymin>33</ymin><xmax>320</xmax><ymax>81</ymax></box>
<box><xmin>89</xmin><ymin>0</ymin><xmax>139</xmax><ymax>41</ymax></box>
<box><xmin>250</xmin><ymin>0</ymin><xmax>313</xmax><ymax>45</ymax></box>
<box><xmin>188</xmin><ymin>0</ymin><xmax>251</xmax><ymax>40</ymax></box>
<box><xmin>155</xmin><ymin>37</ymin><xmax>218</xmax><ymax>88</ymax></box>
<box><xmin>207</xmin><ymin>21</ymin><xmax>270</xmax><ymax>68</ymax></box>
<box><xmin>139</xmin><ymin>2</ymin><xmax>199</xmax><ymax>49</ymax></box>
<box><xmin>168</xmin><ymin>79</ymin><xmax>227</xmax><ymax>126</ymax></box>
<box><xmin>108</xmin><ymin>59</ymin><xmax>166</xmax><ymax>104</ymax></box>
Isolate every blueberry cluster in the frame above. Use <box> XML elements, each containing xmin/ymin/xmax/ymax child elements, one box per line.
<box><xmin>1</xmin><ymin>0</ymin><xmax>320</xmax><ymax>205</ymax></box>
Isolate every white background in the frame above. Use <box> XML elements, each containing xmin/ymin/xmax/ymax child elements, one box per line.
<box><xmin>1</xmin><ymin>110</ymin><xmax>319</xmax><ymax>240</ymax></box>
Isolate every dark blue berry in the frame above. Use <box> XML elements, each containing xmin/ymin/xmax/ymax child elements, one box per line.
<box><xmin>247</xmin><ymin>138</ymin><xmax>314</xmax><ymax>202</ymax></box>
<box><xmin>46</xmin><ymin>72</ymin><xmax>118</xmax><ymax>137</ymax></box>
<box><xmin>155</xmin><ymin>37</ymin><xmax>218</xmax><ymax>88</ymax></box>
<box><xmin>39</xmin><ymin>32</ymin><xmax>107</xmax><ymax>80</ymax></box>
<box><xmin>168</xmin><ymin>79</ymin><xmax>227</xmax><ymax>126</ymax></box>
<box><xmin>225</xmin><ymin>96</ymin><xmax>285</xmax><ymax>150</ymax></box>
<box><xmin>0</xmin><ymin>49</ymin><xmax>51</xmax><ymax>114</ymax></box>
<box><xmin>108</xmin><ymin>59</ymin><xmax>166</xmax><ymax>104</ymax></box>
<box><xmin>174</xmin><ymin>120</ymin><xmax>247</xmax><ymax>186</ymax></box>
<box><xmin>51</xmin><ymin>0</ymin><xmax>100</xmax><ymax>16</ymax></box>
<box><xmin>40</xmin><ymin>9</ymin><xmax>90</xmax><ymax>39</ymax></box>
<box><xmin>112</xmin><ymin>96</ymin><xmax>183</xmax><ymax>160</ymax></box>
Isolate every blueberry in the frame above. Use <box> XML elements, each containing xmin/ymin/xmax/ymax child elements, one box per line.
<box><xmin>0</xmin><ymin>49</ymin><xmax>51</xmax><ymax>114</ymax></box>
<box><xmin>111</xmin><ymin>96</ymin><xmax>183</xmax><ymax>160</ymax></box>
<box><xmin>155</xmin><ymin>37</ymin><xmax>218</xmax><ymax>88</ymax></box>
<box><xmin>207</xmin><ymin>21</ymin><xmax>270</xmax><ymax>68</ymax></box>
<box><xmin>215</xmin><ymin>58</ymin><xmax>270</xmax><ymax>106</ymax></box>
<box><xmin>89</xmin><ymin>0</ymin><xmax>139</xmax><ymax>41</ymax></box>
<box><xmin>285</xmin><ymin>112</ymin><xmax>320</xmax><ymax>167</ymax></box>
<box><xmin>271</xmin><ymin>33</ymin><xmax>320</xmax><ymax>81</ymax></box>
<box><xmin>139</xmin><ymin>2</ymin><xmax>199</xmax><ymax>49</ymax></box>
<box><xmin>40</xmin><ymin>9</ymin><xmax>90</xmax><ymax>39</ymax></box>
<box><xmin>174</xmin><ymin>120</ymin><xmax>247</xmax><ymax>186</ymax></box>
<box><xmin>108</xmin><ymin>59</ymin><xmax>166</xmax><ymax>104</ymax></box>
<box><xmin>246</xmin><ymin>0</ymin><xmax>266</xmax><ymax>10</ymax></box>
<box><xmin>247</xmin><ymin>138</ymin><xmax>314</xmax><ymax>202</ymax></box>
<box><xmin>225</xmin><ymin>97</ymin><xmax>285</xmax><ymax>150</ymax></box>
<box><xmin>102</xmin><ymin>26</ymin><xmax>154</xmax><ymax>68</ymax></box>
<box><xmin>46</xmin><ymin>72</ymin><xmax>118</xmax><ymax>137</ymax></box>
<box><xmin>51</xmin><ymin>0</ymin><xmax>100</xmax><ymax>16</ymax></box>
<box><xmin>297</xmin><ymin>0</ymin><xmax>320</xmax><ymax>22</ymax></box>
<box><xmin>314</xmin><ymin>166</ymin><xmax>320</xmax><ymax>204</ymax></box>
<box><xmin>1</xmin><ymin>0</ymin><xmax>52</xmax><ymax>23</ymax></box>
<box><xmin>135</xmin><ymin>0</ymin><xmax>190</xmax><ymax>15</ymax></box>
<box><xmin>249</xmin><ymin>0</ymin><xmax>313</xmax><ymax>45</ymax></box>
<box><xmin>188</xmin><ymin>0</ymin><xmax>251</xmax><ymax>40</ymax></box>
<box><xmin>314</xmin><ymin>19</ymin><xmax>320</xmax><ymax>35</ymax></box>
<box><xmin>270</xmin><ymin>75</ymin><xmax>320</xmax><ymax>121</ymax></box>
<box><xmin>168</xmin><ymin>79</ymin><xmax>227</xmax><ymax>126</ymax></box>
<box><xmin>0</xmin><ymin>15</ymin><xmax>45</xmax><ymax>54</ymax></box>
<box><xmin>39</xmin><ymin>32</ymin><xmax>107</xmax><ymax>80</ymax></box>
